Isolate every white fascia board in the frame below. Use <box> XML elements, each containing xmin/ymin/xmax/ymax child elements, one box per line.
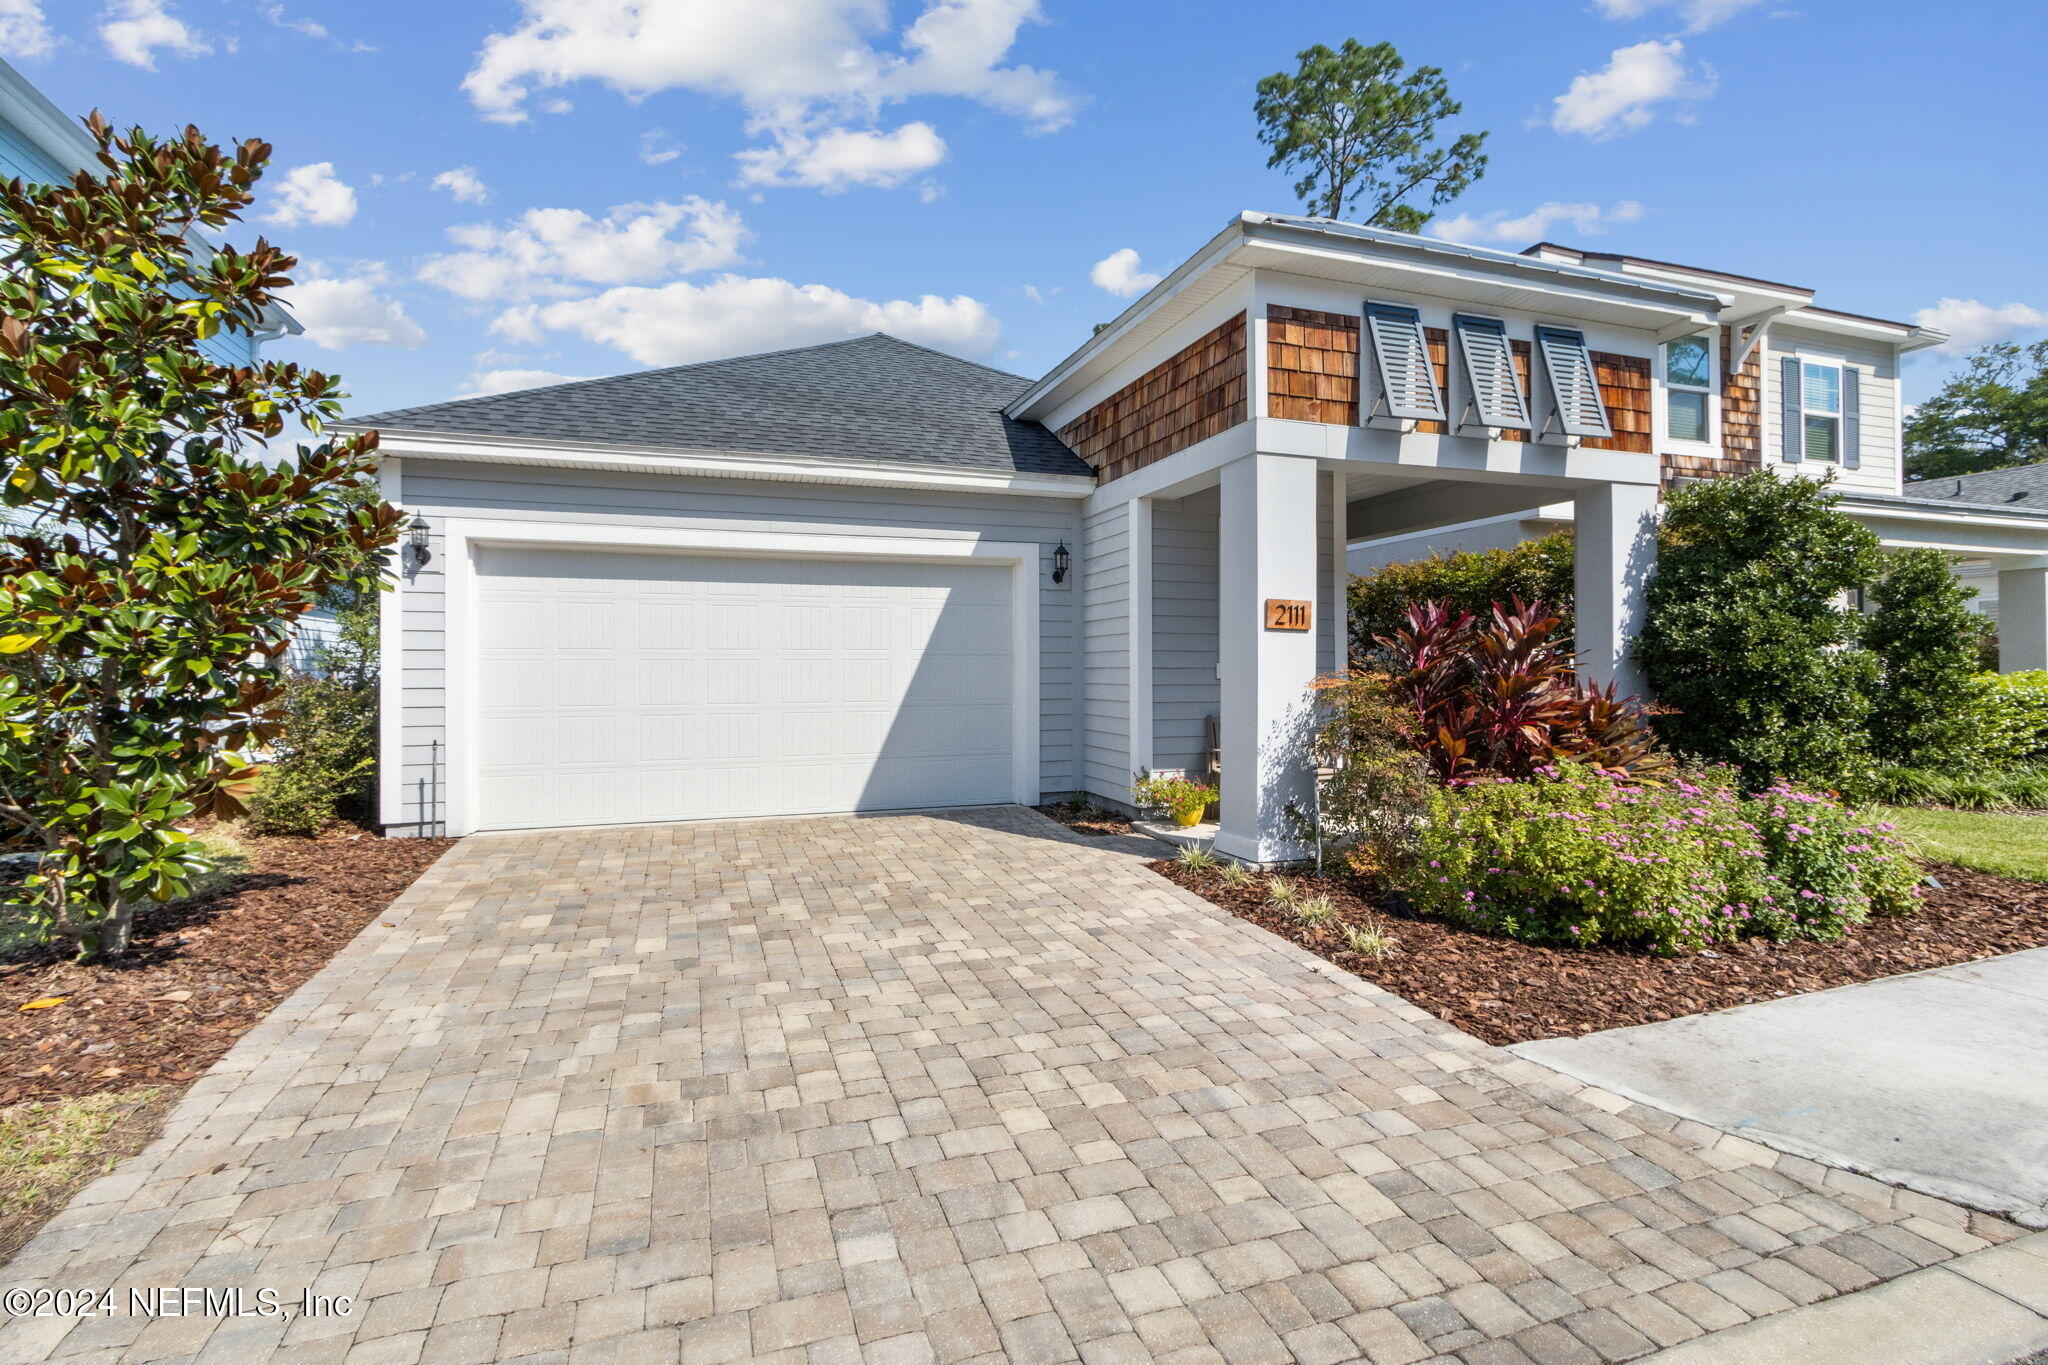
<box><xmin>1006</xmin><ymin>215</ymin><xmax>1251</xmax><ymax>421</ymax></box>
<box><xmin>354</xmin><ymin>428</ymin><xmax>1097</xmax><ymax>499</ymax></box>
<box><xmin>1779</xmin><ymin>307</ymin><xmax>1922</xmax><ymax>346</ymax></box>
<box><xmin>1245</xmin><ymin>215</ymin><xmax>1725</xmax><ymax>315</ymax></box>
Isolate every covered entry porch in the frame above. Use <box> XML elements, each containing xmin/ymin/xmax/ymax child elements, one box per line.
<box><xmin>1081</xmin><ymin>428</ymin><xmax>1661</xmax><ymax>864</ymax></box>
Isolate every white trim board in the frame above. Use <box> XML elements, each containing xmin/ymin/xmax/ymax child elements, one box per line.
<box><xmin>437</xmin><ymin>517</ymin><xmax>1044</xmax><ymax>837</ymax></box>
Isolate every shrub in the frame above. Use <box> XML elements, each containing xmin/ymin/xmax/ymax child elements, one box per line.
<box><xmin>1853</xmin><ymin>764</ymin><xmax>2048</xmax><ymax>811</ymax></box>
<box><xmin>246</xmin><ymin>562</ymin><xmax>380</xmax><ymax>837</ymax></box>
<box><xmin>1864</xmin><ymin>549</ymin><xmax>1996</xmax><ymax>769</ymax></box>
<box><xmin>1396</xmin><ymin>764</ymin><xmax>1920</xmax><ymax>954</ymax></box>
<box><xmin>1980</xmin><ymin>671</ymin><xmax>2048</xmax><ymax>766</ymax></box>
<box><xmin>1349</xmin><ymin>531</ymin><xmax>1573</xmax><ymax>664</ymax></box>
<box><xmin>1307</xmin><ymin>671</ymin><xmax>1435</xmax><ymax>875</ymax></box>
<box><xmin>1639</xmin><ymin>471</ymin><xmax>1883</xmax><ymax>787</ymax></box>
<box><xmin>1376</xmin><ymin>599</ymin><xmax>1669</xmax><ymax>784</ymax></box>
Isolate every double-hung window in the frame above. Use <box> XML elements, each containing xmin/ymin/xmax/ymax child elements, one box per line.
<box><xmin>1663</xmin><ymin>334</ymin><xmax>1712</xmax><ymax>443</ymax></box>
<box><xmin>1800</xmin><ymin>361</ymin><xmax>1842</xmax><ymax>462</ymax></box>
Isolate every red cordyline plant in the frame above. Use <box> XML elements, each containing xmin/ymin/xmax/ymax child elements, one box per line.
<box><xmin>1374</xmin><ymin>597</ymin><xmax>1670</xmax><ymax>784</ymax></box>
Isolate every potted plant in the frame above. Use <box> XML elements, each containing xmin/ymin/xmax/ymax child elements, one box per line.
<box><xmin>1132</xmin><ymin>774</ymin><xmax>1220</xmax><ymax>827</ymax></box>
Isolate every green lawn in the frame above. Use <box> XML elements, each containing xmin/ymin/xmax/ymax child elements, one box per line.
<box><xmin>1878</xmin><ymin>806</ymin><xmax>2048</xmax><ymax>883</ymax></box>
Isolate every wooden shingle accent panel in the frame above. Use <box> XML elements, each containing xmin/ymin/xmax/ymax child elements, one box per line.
<box><xmin>1266</xmin><ymin>305</ymin><xmax>1359</xmax><ymax>425</ymax></box>
<box><xmin>1059</xmin><ymin>312</ymin><xmax>1247</xmax><ymax>483</ymax></box>
<box><xmin>1661</xmin><ymin>331</ymin><xmax>1763</xmax><ymax>487</ymax></box>
<box><xmin>1582</xmin><ymin>352</ymin><xmax>1652</xmax><ymax>454</ymax></box>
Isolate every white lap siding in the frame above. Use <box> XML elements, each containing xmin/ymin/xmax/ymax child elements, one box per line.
<box><xmin>1079</xmin><ymin>502</ymin><xmax>1130</xmax><ymax>804</ymax></box>
<box><xmin>1151</xmin><ymin>489</ymin><xmax>1220</xmax><ymax>778</ymax></box>
<box><xmin>384</xmin><ymin>457</ymin><xmax>1080</xmax><ymax>834</ymax></box>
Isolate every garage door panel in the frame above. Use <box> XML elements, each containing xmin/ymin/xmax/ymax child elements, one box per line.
<box><xmin>472</xmin><ymin>545</ymin><xmax>1015</xmax><ymax>830</ymax></box>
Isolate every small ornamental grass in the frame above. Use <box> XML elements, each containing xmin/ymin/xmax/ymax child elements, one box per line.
<box><xmin>1217</xmin><ymin>861</ymin><xmax>1255</xmax><ymax>888</ymax></box>
<box><xmin>1295</xmin><ymin>895</ymin><xmax>1337</xmax><ymax>926</ymax></box>
<box><xmin>1342</xmin><ymin>922</ymin><xmax>1398</xmax><ymax>959</ymax></box>
<box><xmin>1396</xmin><ymin>763</ymin><xmax>1921</xmax><ymax>954</ymax></box>
<box><xmin>1174</xmin><ymin>844</ymin><xmax>1220</xmax><ymax>872</ymax></box>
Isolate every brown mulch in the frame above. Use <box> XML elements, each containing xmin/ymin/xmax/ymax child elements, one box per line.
<box><xmin>1035</xmin><ymin>802</ymin><xmax>1140</xmax><ymax>839</ymax></box>
<box><xmin>0</xmin><ymin>830</ymin><xmax>451</xmax><ymax>1107</ymax></box>
<box><xmin>1154</xmin><ymin>859</ymin><xmax>2048</xmax><ymax>1047</ymax></box>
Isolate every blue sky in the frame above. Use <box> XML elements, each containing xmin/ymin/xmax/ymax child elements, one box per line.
<box><xmin>10</xmin><ymin>0</ymin><xmax>2046</xmax><ymax>416</ymax></box>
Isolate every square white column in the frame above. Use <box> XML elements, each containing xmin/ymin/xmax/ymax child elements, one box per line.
<box><xmin>1574</xmin><ymin>482</ymin><xmax>1661</xmax><ymax>698</ymax></box>
<box><xmin>1127</xmin><ymin>497</ymin><xmax>1153</xmax><ymax>781</ymax></box>
<box><xmin>1998</xmin><ymin>565</ymin><xmax>2048</xmax><ymax>672</ymax></box>
<box><xmin>1217</xmin><ymin>452</ymin><xmax>1323</xmax><ymax>864</ymax></box>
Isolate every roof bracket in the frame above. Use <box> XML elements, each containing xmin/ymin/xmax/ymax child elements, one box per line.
<box><xmin>1727</xmin><ymin>305</ymin><xmax>1789</xmax><ymax>372</ymax></box>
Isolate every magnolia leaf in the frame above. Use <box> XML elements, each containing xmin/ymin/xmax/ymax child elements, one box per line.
<box><xmin>18</xmin><ymin>997</ymin><xmax>67</xmax><ymax>1011</ymax></box>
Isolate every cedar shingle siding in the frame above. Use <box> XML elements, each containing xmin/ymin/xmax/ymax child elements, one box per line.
<box><xmin>1581</xmin><ymin>353</ymin><xmax>1652</xmax><ymax>455</ymax></box>
<box><xmin>1661</xmin><ymin>333</ymin><xmax>1763</xmax><ymax>485</ymax></box>
<box><xmin>1267</xmin><ymin>305</ymin><xmax>1359</xmax><ymax>425</ymax></box>
<box><xmin>1059</xmin><ymin>313</ymin><xmax>1247</xmax><ymax>483</ymax></box>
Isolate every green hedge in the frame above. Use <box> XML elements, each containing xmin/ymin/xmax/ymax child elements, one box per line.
<box><xmin>1348</xmin><ymin>531</ymin><xmax>1573</xmax><ymax>662</ymax></box>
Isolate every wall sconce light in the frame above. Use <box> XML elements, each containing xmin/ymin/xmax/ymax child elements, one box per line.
<box><xmin>1051</xmin><ymin>540</ymin><xmax>1070</xmax><ymax>585</ymax></box>
<box><xmin>404</xmin><ymin>514</ymin><xmax>432</xmax><ymax>571</ymax></box>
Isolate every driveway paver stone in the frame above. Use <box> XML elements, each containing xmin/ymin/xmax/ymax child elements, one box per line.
<box><xmin>0</xmin><ymin>806</ymin><xmax>2026</xmax><ymax>1363</ymax></box>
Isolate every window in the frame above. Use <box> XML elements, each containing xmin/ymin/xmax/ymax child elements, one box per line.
<box><xmin>1801</xmin><ymin>361</ymin><xmax>1841</xmax><ymax>462</ymax></box>
<box><xmin>1663</xmin><ymin>334</ymin><xmax>1711</xmax><ymax>443</ymax></box>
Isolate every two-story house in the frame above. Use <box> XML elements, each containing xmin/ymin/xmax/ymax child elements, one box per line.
<box><xmin>1350</xmin><ymin>242</ymin><xmax>2048</xmax><ymax>675</ymax></box>
<box><xmin>355</xmin><ymin>211</ymin><xmax>2048</xmax><ymax>861</ymax></box>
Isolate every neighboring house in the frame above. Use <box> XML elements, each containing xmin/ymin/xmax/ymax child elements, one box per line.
<box><xmin>1909</xmin><ymin>463</ymin><xmax>2048</xmax><ymax>634</ymax></box>
<box><xmin>0</xmin><ymin>57</ymin><xmax>299</xmax><ymax>370</ymax></box>
<box><xmin>1350</xmin><ymin>242</ymin><xmax>2048</xmax><ymax>673</ymax></box>
<box><xmin>356</xmin><ymin>211</ymin><xmax>2048</xmax><ymax>861</ymax></box>
<box><xmin>0</xmin><ymin>57</ymin><xmax>320</xmax><ymax>654</ymax></box>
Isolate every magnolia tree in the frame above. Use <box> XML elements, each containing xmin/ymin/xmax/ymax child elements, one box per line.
<box><xmin>0</xmin><ymin>116</ymin><xmax>400</xmax><ymax>959</ymax></box>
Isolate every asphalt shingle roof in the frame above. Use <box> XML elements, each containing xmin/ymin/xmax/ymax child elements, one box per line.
<box><xmin>1907</xmin><ymin>462</ymin><xmax>2048</xmax><ymax>510</ymax></box>
<box><xmin>346</xmin><ymin>333</ymin><xmax>1092</xmax><ymax>479</ymax></box>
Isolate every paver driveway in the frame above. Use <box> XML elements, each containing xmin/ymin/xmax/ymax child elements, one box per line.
<box><xmin>0</xmin><ymin>807</ymin><xmax>2023</xmax><ymax>1364</ymax></box>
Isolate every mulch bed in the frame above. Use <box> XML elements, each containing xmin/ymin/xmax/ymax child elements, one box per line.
<box><xmin>0</xmin><ymin>830</ymin><xmax>451</xmax><ymax>1107</ymax></box>
<box><xmin>1035</xmin><ymin>802</ymin><xmax>1141</xmax><ymax>839</ymax></box>
<box><xmin>1154</xmin><ymin>858</ymin><xmax>2048</xmax><ymax>1047</ymax></box>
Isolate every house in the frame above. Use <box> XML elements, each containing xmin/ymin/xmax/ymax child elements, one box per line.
<box><xmin>1903</xmin><ymin>464</ymin><xmax>2048</xmax><ymax>636</ymax></box>
<box><xmin>1350</xmin><ymin>243</ymin><xmax>2048</xmax><ymax>673</ymax></box>
<box><xmin>354</xmin><ymin>211</ymin><xmax>2048</xmax><ymax>861</ymax></box>
<box><xmin>1</xmin><ymin>56</ymin><xmax>299</xmax><ymax>370</ymax></box>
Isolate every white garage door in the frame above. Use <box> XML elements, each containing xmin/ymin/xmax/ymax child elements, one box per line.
<box><xmin>472</xmin><ymin>545</ymin><xmax>1015</xmax><ymax>830</ymax></box>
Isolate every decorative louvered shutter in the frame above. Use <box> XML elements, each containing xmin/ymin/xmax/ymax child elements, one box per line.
<box><xmin>1533</xmin><ymin>325</ymin><xmax>1613</xmax><ymax>440</ymax></box>
<box><xmin>1454</xmin><ymin>315</ymin><xmax>1530</xmax><ymax>429</ymax></box>
<box><xmin>1780</xmin><ymin>355</ymin><xmax>1802</xmax><ymax>462</ymax></box>
<box><xmin>1841</xmin><ymin>366</ymin><xmax>1861</xmax><ymax>468</ymax></box>
<box><xmin>1364</xmin><ymin>302</ymin><xmax>1445</xmax><ymax>422</ymax></box>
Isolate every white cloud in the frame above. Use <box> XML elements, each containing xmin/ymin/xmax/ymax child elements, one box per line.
<box><xmin>100</xmin><ymin>0</ymin><xmax>208</xmax><ymax>67</ymax></box>
<box><xmin>431</xmin><ymin>166</ymin><xmax>490</xmax><ymax>204</ymax></box>
<box><xmin>495</xmin><ymin>274</ymin><xmax>1000</xmax><ymax>367</ymax></box>
<box><xmin>638</xmin><ymin>128</ymin><xmax>682</xmax><ymax>165</ymax></box>
<box><xmin>1430</xmin><ymin>200</ymin><xmax>1645</xmax><ymax>246</ymax></box>
<box><xmin>1592</xmin><ymin>0</ymin><xmax>1764</xmax><ymax>31</ymax></box>
<box><xmin>0</xmin><ymin>1</ymin><xmax>54</xmax><ymax>59</ymax></box>
<box><xmin>460</xmin><ymin>0</ymin><xmax>1071</xmax><ymax>193</ymax></box>
<box><xmin>417</xmin><ymin>198</ymin><xmax>749</xmax><ymax>302</ymax></box>
<box><xmin>1912</xmin><ymin>298</ymin><xmax>2048</xmax><ymax>355</ymax></box>
<box><xmin>264</xmin><ymin>162</ymin><xmax>359</xmax><ymax>227</ymax></box>
<box><xmin>462</xmin><ymin>368</ymin><xmax>594</xmax><ymax>396</ymax></box>
<box><xmin>285</xmin><ymin>263</ymin><xmax>428</xmax><ymax>351</ymax></box>
<box><xmin>1089</xmin><ymin>248</ymin><xmax>1159</xmax><ymax>299</ymax></box>
<box><xmin>1551</xmin><ymin>40</ymin><xmax>1715</xmax><ymax>139</ymax></box>
<box><xmin>735</xmin><ymin>122</ymin><xmax>946</xmax><ymax>191</ymax></box>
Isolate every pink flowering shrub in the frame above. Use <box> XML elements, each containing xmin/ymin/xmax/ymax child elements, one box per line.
<box><xmin>1397</xmin><ymin>764</ymin><xmax>1920</xmax><ymax>954</ymax></box>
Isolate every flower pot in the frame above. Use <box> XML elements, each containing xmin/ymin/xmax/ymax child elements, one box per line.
<box><xmin>1172</xmin><ymin>807</ymin><xmax>1204</xmax><ymax>827</ymax></box>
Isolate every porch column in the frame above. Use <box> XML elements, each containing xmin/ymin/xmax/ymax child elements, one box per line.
<box><xmin>1127</xmin><ymin>497</ymin><xmax>1153</xmax><ymax>781</ymax></box>
<box><xmin>1574</xmin><ymin>482</ymin><xmax>1660</xmax><ymax>699</ymax></box>
<box><xmin>1216</xmin><ymin>452</ymin><xmax>1322</xmax><ymax>864</ymax></box>
<box><xmin>1998</xmin><ymin>565</ymin><xmax>2048</xmax><ymax>672</ymax></box>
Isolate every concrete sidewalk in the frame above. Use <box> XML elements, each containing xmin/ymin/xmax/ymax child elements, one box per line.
<box><xmin>1514</xmin><ymin>948</ymin><xmax>2048</xmax><ymax>1230</ymax></box>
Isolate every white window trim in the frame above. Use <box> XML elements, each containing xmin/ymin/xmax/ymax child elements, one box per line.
<box><xmin>433</xmin><ymin>517</ymin><xmax>1044</xmax><ymax>837</ymax></box>
<box><xmin>1799</xmin><ymin>357</ymin><xmax>1844</xmax><ymax>464</ymax></box>
<box><xmin>1658</xmin><ymin>330</ymin><xmax>1720</xmax><ymax>454</ymax></box>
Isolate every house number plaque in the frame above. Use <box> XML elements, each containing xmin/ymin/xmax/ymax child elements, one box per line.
<box><xmin>1264</xmin><ymin>599</ymin><xmax>1312</xmax><ymax>631</ymax></box>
